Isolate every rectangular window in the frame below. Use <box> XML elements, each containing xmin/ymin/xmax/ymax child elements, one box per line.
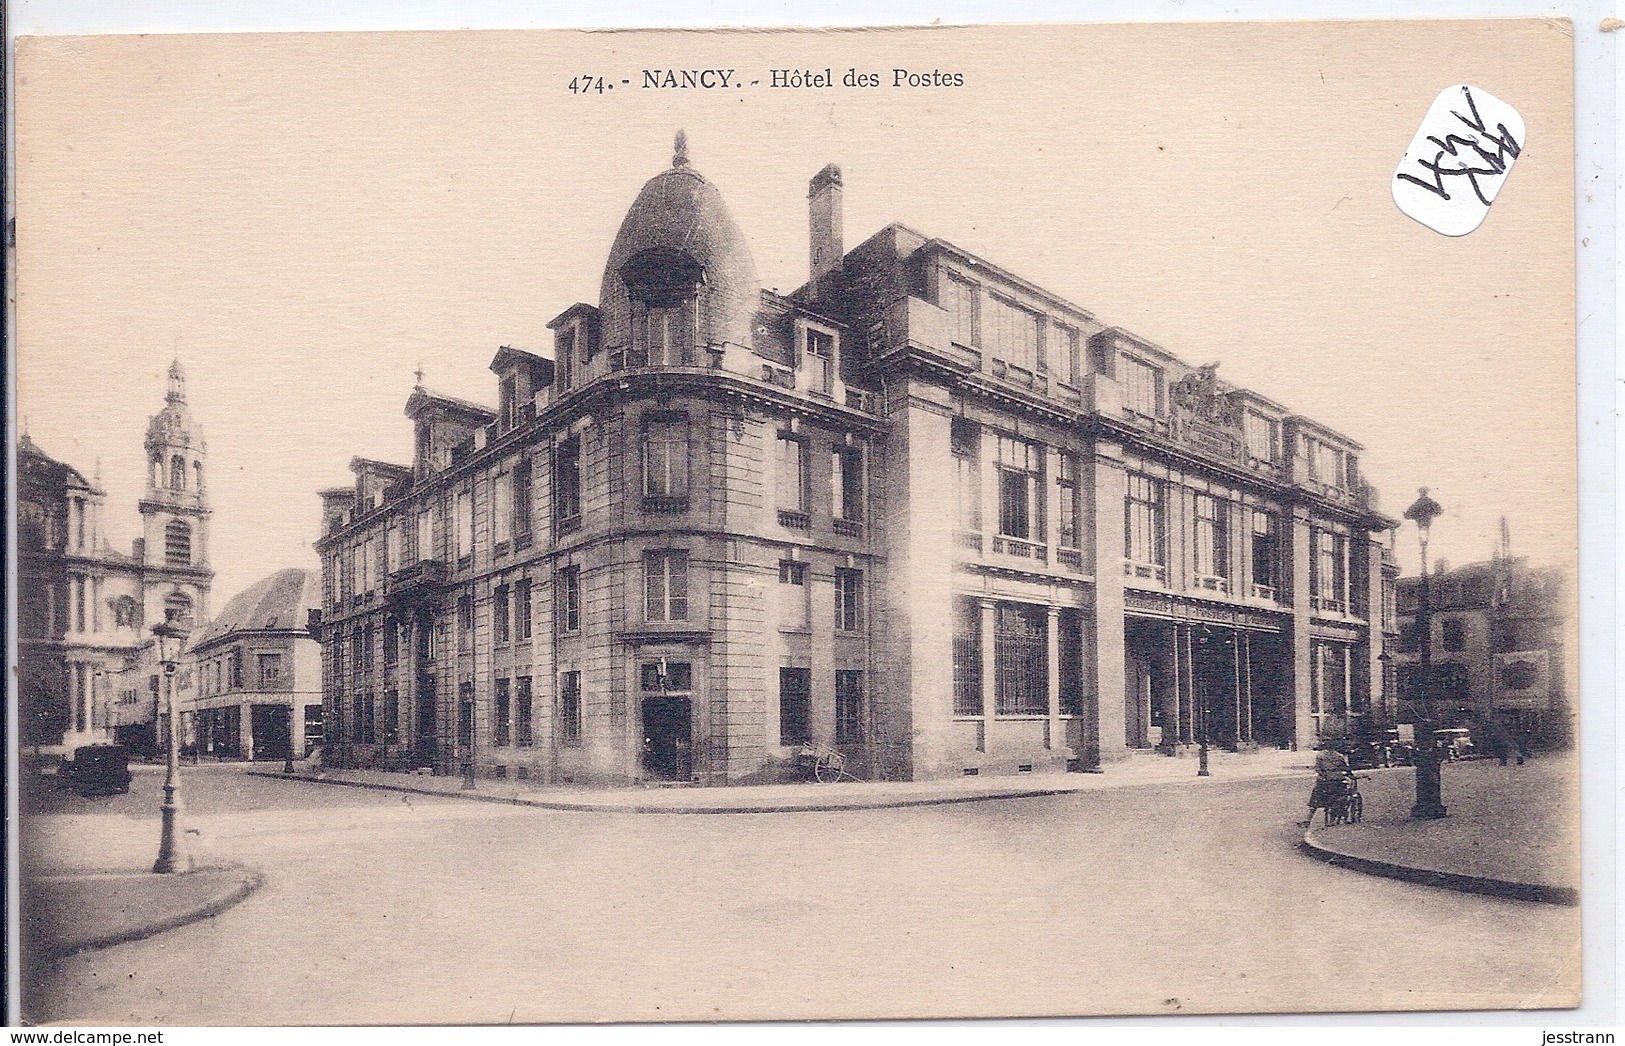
<box><xmin>941</xmin><ymin>270</ymin><xmax>980</xmax><ymax>347</ymax></box>
<box><xmin>779</xmin><ymin>667</ymin><xmax>811</xmax><ymax>746</ymax></box>
<box><xmin>257</xmin><ymin>653</ymin><xmax>282</xmax><ymax>687</ymax></box>
<box><xmin>642</xmin><ymin>416</ymin><xmax>689</xmax><ymax>501</ymax></box>
<box><xmin>835</xmin><ymin>670</ymin><xmax>865</xmax><ymax>745</ymax></box>
<box><xmin>512</xmin><ymin>459</ymin><xmax>533</xmax><ymax>539</ymax></box>
<box><xmin>386</xmin><ymin>526</ymin><xmax>402</xmax><ymax>575</ymax></box>
<box><xmin>417</xmin><ymin>509</ymin><xmax>433</xmax><ymax>563</ymax></box>
<box><xmin>494</xmin><ymin>678</ymin><xmax>511</xmax><ymax>746</ymax></box>
<box><xmin>994</xmin><ymin>603</ymin><xmax>1049</xmax><ymax>716</ymax></box>
<box><xmin>1057</xmin><ymin>324</ymin><xmax>1083</xmax><ymax>385</ymax></box>
<box><xmin>555</xmin><ymin>328</ymin><xmax>575</xmax><ymax>389</ymax></box>
<box><xmin>1251</xmin><ymin>511</ymin><xmax>1281</xmax><ymax>594</ymax></box>
<box><xmin>494</xmin><ymin>584</ymin><xmax>511</xmax><ymax>644</ymax></box>
<box><xmin>455</xmin><ymin>491</ymin><xmax>473</xmax><ymax>562</ymax></box>
<box><xmin>514</xmin><ymin>579</ymin><xmax>532</xmax><ymax>640</ymax></box>
<box><xmin>559</xmin><ymin>671</ymin><xmax>582</xmax><ymax>745</ymax></box>
<box><xmin>776</xmin><ymin>434</ymin><xmax>807</xmax><ymax>515</ymax></box>
<box><xmin>640</xmin><ymin>660</ymin><xmax>693</xmax><ymax>694</ymax></box>
<box><xmin>1193</xmin><ymin>494</ymin><xmax>1230</xmax><ymax>579</ymax></box>
<box><xmin>995</xmin><ymin>435</ymin><xmax>1043</xmax><ymax>541</ymax></box>
<box><xmin>1121</xmin><ymin>356</ymin><xmax>1162</xmax><ymax>418</ymax></box>
<box><xmin>499</xmin><ymin>375</ymin><xmax>517</xmax><ymax>431</ymax></box>
<box><xmin>457</xmin><ymin>594</ymin><xmax>473</xmax><ymax>652</ymax></box>
<box><xmin>555</xmin><ymin>437</ymin><xmax>582</xmax><ymax>531</ymax></box>
<box><xmin>952</xmin><ymin>419</ymin><xmax>981</xmax><ymax>533</ymax></box>
<box><xmin>986</xmin><ymin>296</ymin><xmax>1043</xmax><ymax>373</ymax></box>
<box><xmin>557</xmin><ymin>566</ymin><xmax>581</xmax><ymax>632</ymax></box>
<box><xmin>1057</xmin><ymin>453</ymin><xmax>1080</xmax><ymax>550</ymax></box>
<box><xmin>515</xmin><ymin>676</ymin><xmax>533</xmax><ymax>747</ymax></box>
<box><xmin>1313</xmin><ymin>529</ymin><xmax>1348</xmax><ymax>606</ymax></box>
<box><xmin>348</xmin><ymin>631</ymin><xmax>362</xmax><ymax>682</ymax></box>
<box><xmin>778</xmin><ymin>560</ymin><xmax>809</xmax><ymax>630</ymax></box>
<box><xmin>382</xmin><ymin>690</ymin><xmax>399</xmax><ymax>745</ymax></box>
<box><xmin>1381</xmin><ymin>578</ymin><xmax>1398</xmax><ymax>632</ymax></box>
<box><xmin>1058</xmin><ymin>608</ymin><xmax>1084</xmax><ymax>716</ymax></box>
<box><xmin>834</xmin><ymin>568</ymin><xmax>864</xmax><ymax>632</ymax></box>
<box><xmin>1442</xmin><ymin>618</ymin><xmax>1467</xmax><ymax>652</ymax></box>
<box><xmin>493</xmin><ymin>472</ymin><xmax>513</xmax><ymax>546</ymax></box>
<box><xmin>1124</xmin><ymin>473</ymin><xmax>1165</xmax><ymax>567</ymax></box>
<box><xmin>457</xmin><ymin>682</ymin><xmax>474</xmax><ymax>746</ymax></box>
<box><xmin>644</xmin><ymin>551</ymin><xmax>689</xmax><ymax>622</ymax></box>
<box><xmin>1244</xmin><ymin>411</ymin><xmax>1279</xmax><ymax>464</ymax></box>
<box><xmin>384</xmin><ymin>617</ymin><xmax>400</xmax><ymax>665</ymax></box>
<box><xmin>832</xmin><ymin>445</ymin><xmax>864</xmax><ymax>522</ymax></box>
<box><xmin>642</xmin><ymin>305</ymin><xmax>687</xmax><ymax>366</ymax></box>
<box><xmin>952</xmin><ymin>600</ymin><xmax>983</xmax><ymax>716</ymax></box>
<box><xmin>804</xmin><ymin>328</ymin><xmax>834</xmax><ymax>394</ymax></box>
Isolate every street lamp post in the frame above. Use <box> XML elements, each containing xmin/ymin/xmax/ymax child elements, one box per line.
<box><xmin>1196</xmin><ymin>630</ymin><xmax>1210</xmax><ymax>777</ymax></box>
<box><xmin>284</xmin><ymin>704</ymin><xmax>297</xmax><ymax>775</ymax></box>
<box><xmin>1404</xmin><ymin>488</ymin><xmax>1447</xmax><ymax>820</ymax></box>
<box><xmin>151</xmin><ymin>612</ymin><xmax>194</xmax><ymax>874</ymax></box>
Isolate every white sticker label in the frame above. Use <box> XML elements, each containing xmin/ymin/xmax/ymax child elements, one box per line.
<box><xmin>1392</xmin><ymin>84</ymin><xmax>1525</xmax><ymax>236</ymax></box>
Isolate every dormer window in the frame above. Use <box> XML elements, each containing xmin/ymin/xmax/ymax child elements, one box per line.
<box><xmin>805</xmin><ymin>328</ymin><xmax>834</xmax><ymax>394</ymax></box>
<box><xmin>641</xmin><ymin>306</ymin><xmax>687</xmax><ymax>367</ymax></box>
<box><xmin>499</xmin><ymin>375</ymin><xmax>518</xmax><ymax>432</ymax></box>
<box><xmin>556</xmin><ymin>328</ymin><xmax>576</xmax><ymax>389</ymax></box>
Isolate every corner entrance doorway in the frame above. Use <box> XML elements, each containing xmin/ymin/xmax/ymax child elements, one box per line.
<box><xmin>640</xmin><ymin>697</ymin><xmax>692</xmax><ymax>781</ymax></box>
<box><xmin>252</xmin><ymin>703</ymin><xmax>293</xmax><ymax>762</ymax></box>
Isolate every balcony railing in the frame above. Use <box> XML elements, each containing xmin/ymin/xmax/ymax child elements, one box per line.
<box><xmin>1249</xmin><ymin>583</ymin><xmax>1278</xmax><ymax>603</ymax></box>
<box><xmin>1311</xmin><ymin>595</ymin><xmax>1348</xmax><ymax>615</ymax></box>
<box><xmin>642</xmin><ymin>495</ymin><xmax>689</xmax><ymax>515</ymax></box>
<box><xmin>1123</xmin><ymin>560</ymin><xmax>1168</xmax><ymax>584</ymax></box>
<box><xmin>1057</xmin><ymin>548</ymin><xmax>1083</xmax><ymax>572</ymax></box>
<box><xmin>777</xmin><ymin>509</ymin><xmax>810</xmax><ymax>530</ymax></box>
<box><xmin>992</xmin><ymin>535</ymin><xmax>1048</xmax><ymax>563</ymax></box>
<box><xmin>1193</xmin><ymin>574</ymin><xmax>1231</xmax><ymax>595</ymax></box>
<box><xmin>956</xmin><ymin>531</ymin><xmax>983</xmax><ymax>553</ymax></box>
<box><xmin>833</xmin><ymin>518</ymin><xmax>863</xmax><ymax>538</ymax></box>
<box><xmin>383</xmin><ymin>559</ymin><xmax>449</xmax><ymax>606</ymax></box>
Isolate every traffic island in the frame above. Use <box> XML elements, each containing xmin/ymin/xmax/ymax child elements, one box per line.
<box><xmin>22</xmin><ymin>864</ymin><xmax>264</xmax><ymax>959</ymax></box>
<box><xmin>1299</xmin><ymin>755</ymin><xmax>1577</xmax><ymax>905</ymax></box>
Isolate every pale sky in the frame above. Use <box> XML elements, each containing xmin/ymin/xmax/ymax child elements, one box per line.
<box><xmin>15</xmin><ymin>21</ymin><xmax>1576</xmax><ymax>608</ymax></box>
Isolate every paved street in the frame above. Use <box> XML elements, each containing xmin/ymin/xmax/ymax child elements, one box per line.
<box><xmin>24</xmin><ymin>763</ymin><xmax>1578</xmax><ymax>1024</ymax></box>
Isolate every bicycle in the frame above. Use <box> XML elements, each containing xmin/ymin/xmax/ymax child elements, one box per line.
<box><xmin>1324</xmin><ymin>773</ymin><xmax>1366</xmax><ymax>826</ymax></box>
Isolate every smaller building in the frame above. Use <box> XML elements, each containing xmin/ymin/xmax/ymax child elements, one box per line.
<box><xmin>178</xmin><ymin>568</ymin><xmax>323</xmax><ymax>760</ymax></box>
<box><xmin>1393</xmin><ymin>555</ymin><xmax>1570</xmax><ymax>748</ymax></box>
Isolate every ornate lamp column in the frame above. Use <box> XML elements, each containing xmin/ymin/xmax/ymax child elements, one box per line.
<box><xmin>1403</xmin><ymin>488</ymin><xmax>1446</xmax><ymax>819</ymax></box>
<box><xmin>151</xmin><ymin>612</ymin><xmax>194</xmax><ymax>873</ymax></box>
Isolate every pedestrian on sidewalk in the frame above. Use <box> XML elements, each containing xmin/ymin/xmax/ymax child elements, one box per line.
<box><xmin>1303</xmin><ymin>740</ymin><xmax>1349</xmax><ymax>827</ymax></box>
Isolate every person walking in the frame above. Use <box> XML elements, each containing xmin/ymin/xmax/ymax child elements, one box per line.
<box><xmin>1303</xmin><ymin>741</ymin><xmax>1350</xmax><ymax>827</ymax></box>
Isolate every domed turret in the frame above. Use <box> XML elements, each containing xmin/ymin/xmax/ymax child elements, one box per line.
<box><xmin>145</xmin><ymin>359</ymin><xmax>205</xmax><ymax>459</ymax></box>
<box><xmin>598</xmin><ymin>132</ymin><xmax>761</xmax><ymax>361</ymax></box>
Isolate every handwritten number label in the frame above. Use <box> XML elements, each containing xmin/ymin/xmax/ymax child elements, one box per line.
<box><xmin>1392</xmin><ymin>84</ymin><xmax>1525</xmax><ymax>236</ymax></box>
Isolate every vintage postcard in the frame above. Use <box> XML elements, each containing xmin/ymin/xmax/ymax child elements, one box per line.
<box><xmin>12</xmin><ymin>19</ymin><xmax>1580</xmax><ymax>1025</ymax></box>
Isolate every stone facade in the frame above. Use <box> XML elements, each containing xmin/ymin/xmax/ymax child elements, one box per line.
<box><xmin>17</xmin><ymin>362</ymin><xmax>214</xmax><ymax>752</ymax></box>
<box><xmin>314</xmin><ymin>136</ymin><xmax>1395</xmax><ymax>786</ymax></box>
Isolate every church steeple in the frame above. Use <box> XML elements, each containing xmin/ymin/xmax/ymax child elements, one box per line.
<box><xmin>141</xmin><ymin>357</ymin><xmax>211</xmax><ymax>583</ymax></box>
<box><xmin>167</xmin><ymin>358</ymin><xmax>187</xmax><ymax>405</ymax></box>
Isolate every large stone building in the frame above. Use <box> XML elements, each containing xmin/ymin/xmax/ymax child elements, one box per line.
<box><xmin>313</xmin><ymin>135</ymin><xmax>1395</xmax><ymax>786</ymax></box>
<box><xmin>1393</xmin><ymin>551</ymin><xmax>1570</xmax><ymax>748</ymax></box>
<box><xmin>171</xmin><ymin>567</ymin><xmax>324</xmax><ymax>761</ymax></box>
<box><xmin>18</xmin><ymin>362</ymin><xmax>214</xmax><ymax>752</ymax></box>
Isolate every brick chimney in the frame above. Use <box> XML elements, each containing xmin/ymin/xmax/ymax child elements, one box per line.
<box><xmin>808</xmin><ymin>163</ymin><xmax>843</xmax><ymax>299</ymax></box>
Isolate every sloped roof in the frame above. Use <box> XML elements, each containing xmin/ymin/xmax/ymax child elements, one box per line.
<box><xmin>192</xmin><ymin>567</ymin><xmax>320</xmax><ymax>648</ymax></box>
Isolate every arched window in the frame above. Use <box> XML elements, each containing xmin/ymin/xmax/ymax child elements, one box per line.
<box><xmin>151</xmin><ymin>455</ymin><xmax>162</xmax><ymax>488</ymax></box>
<box><xmin>170</xmin><ymin>455</ymin><xmax>187</xmax><ymax>491</ymax></box>
<box><xmin>193</xmin><ymin>460</ymin><xmax>204</xmax><ymax>491</ymax></box>
<box><xmin>163</xmin><ymin>592</ymin><xmax>193</xmax><ymax>628</ymax></box>
<box><xmin>165</xmin><ymin>519</ymin><xmax>192</xmax><ymax>565</ymax></box>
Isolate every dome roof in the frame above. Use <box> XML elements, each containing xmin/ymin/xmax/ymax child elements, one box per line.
<box><xmin>17</xmin><ymin>433</ymin><xmax>91</xmax><ymax>491</ymax></box>
<box><xmin>598</xmin><ymin>133</ymin><xmax>760</xmax><ymax>353</ymax></box>
<box><xmin>193</xmin><ymin>567</ymin><xmax>320</xmax><ymax>648</ymax></box>
<box><xmin>146</xmin><ymin>359</ymin><xmax>204</xmax><ymax>453</ymax></box>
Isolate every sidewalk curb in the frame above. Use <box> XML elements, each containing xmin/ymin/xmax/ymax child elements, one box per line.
<box><xmin>30</xmin><ymin>864</ymin><xmax>265</xmax><ymax>959</ymax></box>
<box><xmin>1298</xmin><ymin>827</ymin><xmax>1577</xmax><ymax>906</ymax></box>
<box><xmin>250</xmin><ymin>766</ymin><xmax>1308</xmax><ymax>815</ymax></box>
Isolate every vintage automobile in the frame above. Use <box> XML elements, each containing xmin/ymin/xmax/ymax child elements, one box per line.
<box><xmin>1336</xmin><ymin>728</ymin><xmax>1412</xmax><ymax>769</ymax></box>
<box><xmin>1433</xmin><ymin>727</ymin><xmax>1475</xmax><ymax>761</ymax></box>
<box><xmin>59</xmin><ymin>744</ymin><xmax>133</xmax><ymax>796</ymax></box>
